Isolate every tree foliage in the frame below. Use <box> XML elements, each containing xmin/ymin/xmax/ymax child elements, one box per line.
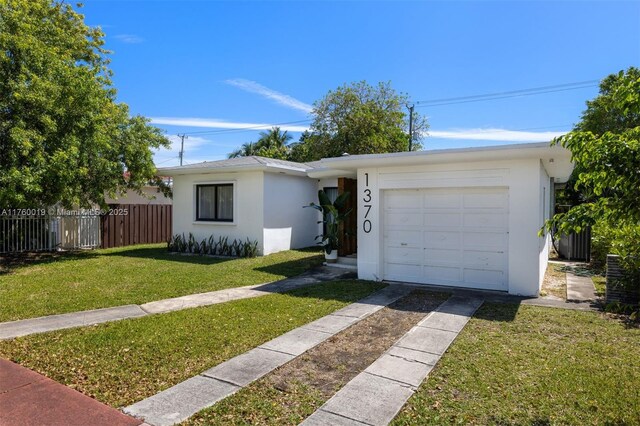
<box><xmin>227</xmin><ymin>81</ymin><xmax>428</xmax><ymax>163</ymax></box>
<box><xmin>0</xmin><ymin>0</ymin><xmax>169</xmax><ymax>208</ymax></box>
<box><xmin>228</xmin><ymin>127</ymin><xmax>291</xmax><ymax>160</ymax></box>
<box><xmin>301</xmin><ymin>81</ymin><xmax>428</xmax><ymax>161</ymax></box>
<box><xmin>546</xmin><ymin>67</ymin><xmax>640</xmax><ymax>278</ymax></box>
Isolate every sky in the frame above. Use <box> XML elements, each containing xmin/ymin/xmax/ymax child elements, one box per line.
<box><xmin>80</xmin><ymin>0</ymin><xmax>640</xmax><ymax>167</ymax></box>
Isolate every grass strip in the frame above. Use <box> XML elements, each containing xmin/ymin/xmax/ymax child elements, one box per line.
<box><xmin>392</xmin><ymin>303</ymin><xmax>640</xmax><ymax>425</ymax></box>
<box><xmin>0</xmin><ymin>244</ymin><xmax>322</xmax><ymax>322</ymax></box>
<box><xmin>540</xmin><ymin>264</ymin><xmax>567</xmax><ymax>299</ymax></box>
<box><xmin>185</xmin><ymin>290</ymin><xmax>449</xmax><ymax>425</ymax></box>
<box><xmin>0</xmin><ymin>280</ymin><xmax>383</xmax><ymax>408</ymax></box>
<box><xmin>592</xmin><ymin>275</ymin><xmax>606</xmax><ymax>297</ymax></box>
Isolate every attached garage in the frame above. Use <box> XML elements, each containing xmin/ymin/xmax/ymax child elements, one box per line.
<box><xmin>383</xmin><ymin>187</ymin><xmax>508</xmax><ymax>291</ymax></box>
<box><xmin>309</xmin><ymin>142</ymin><xmax>574</xmax><ymax>297</ymax></box>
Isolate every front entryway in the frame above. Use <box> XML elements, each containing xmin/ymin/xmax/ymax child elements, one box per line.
<box><xmin>383</xmin><ymin>187</ymin><xmax>509</xmax><ymax>291</ymax></box>
<box><xmin>338</xmin><ymin>177</ymin><xmax>357</xmax><ymax>257</ymax></box>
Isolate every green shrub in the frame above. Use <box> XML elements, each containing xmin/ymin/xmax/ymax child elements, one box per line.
<box><xmin>167</xmin><ymin>234</ymin><xmax>259</xmax><ymax>258</ymax></box>
<box><xmin>591</xmin><ymin>220</ymin><xmax>640</xmax><ymax>301</ymax></box>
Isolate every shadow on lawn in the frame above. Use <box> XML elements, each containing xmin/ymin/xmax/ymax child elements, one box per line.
<box><xmin>103</xmin><ymin>246</ymin><xmax>235</xmax><ymax>266</ymax></box>
<box><xmin>472</xmin><ymin>302</ymin><xmax>520</xmax><ymax>322</ymax></box>
<box><xmin>0</xmin><ymin>245</ymin><xmax>324</xmax><ymax>277</ymax></box>
<box><xmin>254</xmin><ymin>255</ymin><xmax>324</xmax><ymax>277</ymax></box>
<box><xmin>0</xmin><ymin>245</ymin><xmax>231</xmax><ymax>275</ymax></box>
<box><xmin>0</xmin><ymin>250</ymin><xmax>100</xmax><ymax>275</ymax></box>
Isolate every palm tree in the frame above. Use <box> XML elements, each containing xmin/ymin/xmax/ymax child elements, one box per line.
<box><xmin>228</xmin><ymin>142</ymin><xmax>258</xmax><ymax>158</ymax></box>
<box><xmin>227</xmin><ymin>127</ymin><xmax>292</xmax><ymax>159</ymax></box>
<box><xmin>256</xmin><ymin>127</ymin><xmax>292</xmax><ymax>151</ymax></box>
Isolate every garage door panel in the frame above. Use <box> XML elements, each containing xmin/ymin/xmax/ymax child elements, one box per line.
<box><xmin>424</xmin><ymin>265</ymin><xmax>461</xmax><ymax>282</ymax></box>
<box><xmin>463</xmin><ymin>268</ymin><xmax>504</xmax><ymax>287</ymax></box>
<box><xmin>463</xmin><ymin>250</ymin><xmax>504</xmax><ymax>268</ymax></box>
<box><xmin>385</xmin><ymin>191</ymin><xmax>423</xmax><ymax>209</ymax></box>
<box><xmin>463</xmin><ymin>212</ymin><xmax>508</xmax><ymax>229</ymax></box>
<box><xmin>464</xmin><ymin>231</ymin><xmax>506</xmax><ymax>250</ymax></box>
<box><xmin>464</xmin><ymin>192</ymin><xmax>508</xmax><ymax>209</ymax></box>
<box><xmin>423</xmin><ymin>231</ymin><xmax>460</xmax><ymax>249</ymax></box>
<box><xmin>385</xmin><ymin>212</ymin><xmax>423</xmax><ymax>227</ymax></box>
<box><xmin>424</xmin><ymin>193</ymin><xmax>461</xmax><ymax>209</ymax></box>
<box><xmin>384</xmin><ymin>230</ymin><xmax>423</xmax><ymax>247</ymax></box>
<box><xmin>385</xmin><ymin>263</ymin><xmax>422</xmax><ymax>281</ymax></box>
<box><xmin>424</xmin><ymin>212</ymin><xmax>462</xmax><ymax>227</ymax></box>
<box><xmin>384</xmin><ymin>247</ymin><xmax>422</xmax><ymax>264</ymax></box>
<box><xmin>424</xmin><ymin>248</ymin><xmax>461</xmax><ymax>264</ymax></box>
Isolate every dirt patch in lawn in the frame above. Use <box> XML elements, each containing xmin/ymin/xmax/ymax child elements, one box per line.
<box><xmin>186</xmin><ymin>290</ymin><xmax>450</xmax><ymax>425</ymax></box>
<box><xmin>541</xmin><ymin>264</ymin><xmax>567</xmax><ymax>299</ymax></box>
<box><xmin>269</xmin><ymin>290</ymin><xmax>448</xmax><ymax>398</ymax></box>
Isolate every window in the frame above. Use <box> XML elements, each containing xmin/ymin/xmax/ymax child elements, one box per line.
<box><xmin>196</xmin><ymin>184</ymin><xmax>233</xmax><ymax>222</ymax></box>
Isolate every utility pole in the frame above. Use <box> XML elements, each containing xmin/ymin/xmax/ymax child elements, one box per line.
<box><xmin>178</xmin><ymin>134</ymin><xmax>188</xmax><ymax>166</ymax></box>
<box><xmin>407</xmin><ymin>104</ymin><xmax>415</xmax><ymax>151</ymax></box>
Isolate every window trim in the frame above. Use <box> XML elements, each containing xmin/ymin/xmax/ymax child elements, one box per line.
<box><xmin>195</xmin><ymin>183</ymin><xmax>234</xmax><ymax>222</ymax></box>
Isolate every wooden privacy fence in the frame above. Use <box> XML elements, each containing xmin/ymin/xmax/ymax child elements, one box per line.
<box><xmin>101</xmin><ymin>204</ymin><xmax>172</xmax><ymax>249</ymax></box>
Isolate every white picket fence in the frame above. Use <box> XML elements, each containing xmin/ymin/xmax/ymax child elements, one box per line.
<box><xmin>0</xmin><ymin>214</ymin><xmax>101</xmax><ymax>254</ymax></box>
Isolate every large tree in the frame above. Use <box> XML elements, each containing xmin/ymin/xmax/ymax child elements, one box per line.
<box><xmin>301</xmin><ymin>81</ymin><xmax>428</xmax><ymax>161</ymax></box>
<box><xmin>0</xmin><ymin>0</ymin><xmax>169</xmax><ymax>208</ymax></box>
<box><xmin>546</xmin><ymin>67</ymin><xmax>640</xmax><ymax>276</ymax></box>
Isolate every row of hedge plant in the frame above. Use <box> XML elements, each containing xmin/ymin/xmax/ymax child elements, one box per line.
<box><xmin>168</xmin><ymin>233</ymin><xmax>259</xmax><ymax>258</ymax></box>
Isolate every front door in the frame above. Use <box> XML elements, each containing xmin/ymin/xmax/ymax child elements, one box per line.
<box><xmin>338</xmin><ymin>178</ymin><xmax>358</xmax><ymax>256</ymax></box>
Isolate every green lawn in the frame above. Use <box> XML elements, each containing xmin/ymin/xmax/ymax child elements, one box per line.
<box><xmin>592</xmin><ymin>275</ymin><xmax>606</xmax><ymax>297</ymax></box>
<box><xmin>392</xmin><ymin>303</ymin><xmax>640</xmax><ymax>425</ymax></box>
<box><xmin>0</xmin><ymin>244</ymin><xmax>323</xmax><ymax>322</ymax></box>
<box><xmin>0</xmin><ymin>280</ymin><xmax>384</xmax><ymax>408</ymax></box>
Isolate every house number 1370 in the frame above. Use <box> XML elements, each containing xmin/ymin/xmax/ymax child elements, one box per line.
<box><xmin>363</xmin><ymin>173</ymin><xmax>372</xmax><ymax>233</ymax></box>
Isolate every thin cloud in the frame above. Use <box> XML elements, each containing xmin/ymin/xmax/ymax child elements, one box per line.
<box><xmin>114</xmin><ymin>34</ymin><xmax>144</xmax><ymax>44</ymax></box>
<box><xmin>151</xmin><ymin>117</ymin><xmax>310</xmax><ymax>132</ymax></box>
<box><xmin>429</xmin><ymin>128</ymin><xmax>568</xmax><ymax>142</ymax></box>
<box><xmin>224</xmin><ymin>79</ymin><xmax>313</xmax><ymax>114</ymax></box>
<box><xmin>153</xmin><ymin>118</ymin><xmax>568</xmax><ymax>143</ymax></box>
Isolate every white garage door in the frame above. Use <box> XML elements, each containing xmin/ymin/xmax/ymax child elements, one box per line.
<box><xmin>383</xmin><ymin>187</ymin><xmax>508</xmax><ymax>291</ymax></box>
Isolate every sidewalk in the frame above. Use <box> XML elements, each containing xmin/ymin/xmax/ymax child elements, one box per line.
<box><xmin>0</xmin><ymin>358</ymin><xmax>142</xmax><ymax>426</ymax></box>
<box><xmin>0</xmin><ymin>267</ymin><xmax>353</xmax><ymax>340</ymax></box>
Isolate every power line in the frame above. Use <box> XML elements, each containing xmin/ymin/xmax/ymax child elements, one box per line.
<box><xmin>154</xmin><ymin>156</ymin><xmax>179</xmax><ymax>166</ymax></box>
<box><xmin>415</xmin><ymin>80</ymin><xmax>599</xmax><ymax>108</ymax></box>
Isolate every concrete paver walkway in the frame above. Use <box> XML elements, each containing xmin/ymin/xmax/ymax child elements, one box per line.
<box><xmin>123</xmin><ymin>285</ymin><xmax>413</xmax><ymax>426</ymax></box>
<box><xmin>0</xmin><ymin>267</ymin><xmax>352</xmax><ymax>340</ymax></box>
<box><xmin>566</xmin><ymin>272</ymin><xmax>597</xmax><ymax>302</ymax></box>
<box><xmin>0</xmin><ymin>358</ymin><xmax>142</xmax><ymax>426</ymax></box>
<box><xmin>302</xmin><ymin>295</ymin><xmax>484</xmax><ymax>426</ymax></box>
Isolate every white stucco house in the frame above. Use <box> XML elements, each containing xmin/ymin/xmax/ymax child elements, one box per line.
<box><xmin>158</xmin><ymin>142</ymin><xmax>573</xmax><ymax>296</ymax></box>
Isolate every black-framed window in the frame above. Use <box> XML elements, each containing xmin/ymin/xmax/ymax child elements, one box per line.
<box><xmin>196</xmin><ymin>184</ymin><xmax>233</xmax><ymax>222</ymax></box>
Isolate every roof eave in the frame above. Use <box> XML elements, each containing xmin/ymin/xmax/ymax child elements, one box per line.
<box><xmin>314</xmin><ymin>143</ymin><xmax>573</xmax><ymax>180</ymax></box>
<box><xmin>157</xmin><ymin>163</ymin><xmax>309</xmax><ymax>177</ymax></box>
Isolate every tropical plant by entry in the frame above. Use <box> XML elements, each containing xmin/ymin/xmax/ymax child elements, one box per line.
<box><xmin>305</xmin><ymin>190</ymin><xmax>352</xmax><ymax>254</ymax></box>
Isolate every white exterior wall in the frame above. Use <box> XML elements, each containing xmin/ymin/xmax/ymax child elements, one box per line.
<box><xmin>105</xmin><ymin>186</ymin><xmax>172</xmax><ymax>205</ymax></box>
<box><xmin>171</xmin><ymin>171</ymin><xmax>266</xmax><ymax>253</ymax></box>
<box><xmin>356</xmin><ymin>158</ymin><xmax>545</xmax><ymax>296</ymax></box>
<box><xmin>538</xmin><ymin>161</ymin><xmax>552</xmax><ymax>290</ymax></box>
<box><xmin>263</xmin><ymin>173</ymin><xmax>319</xmax><ymax>255</ymax></box>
